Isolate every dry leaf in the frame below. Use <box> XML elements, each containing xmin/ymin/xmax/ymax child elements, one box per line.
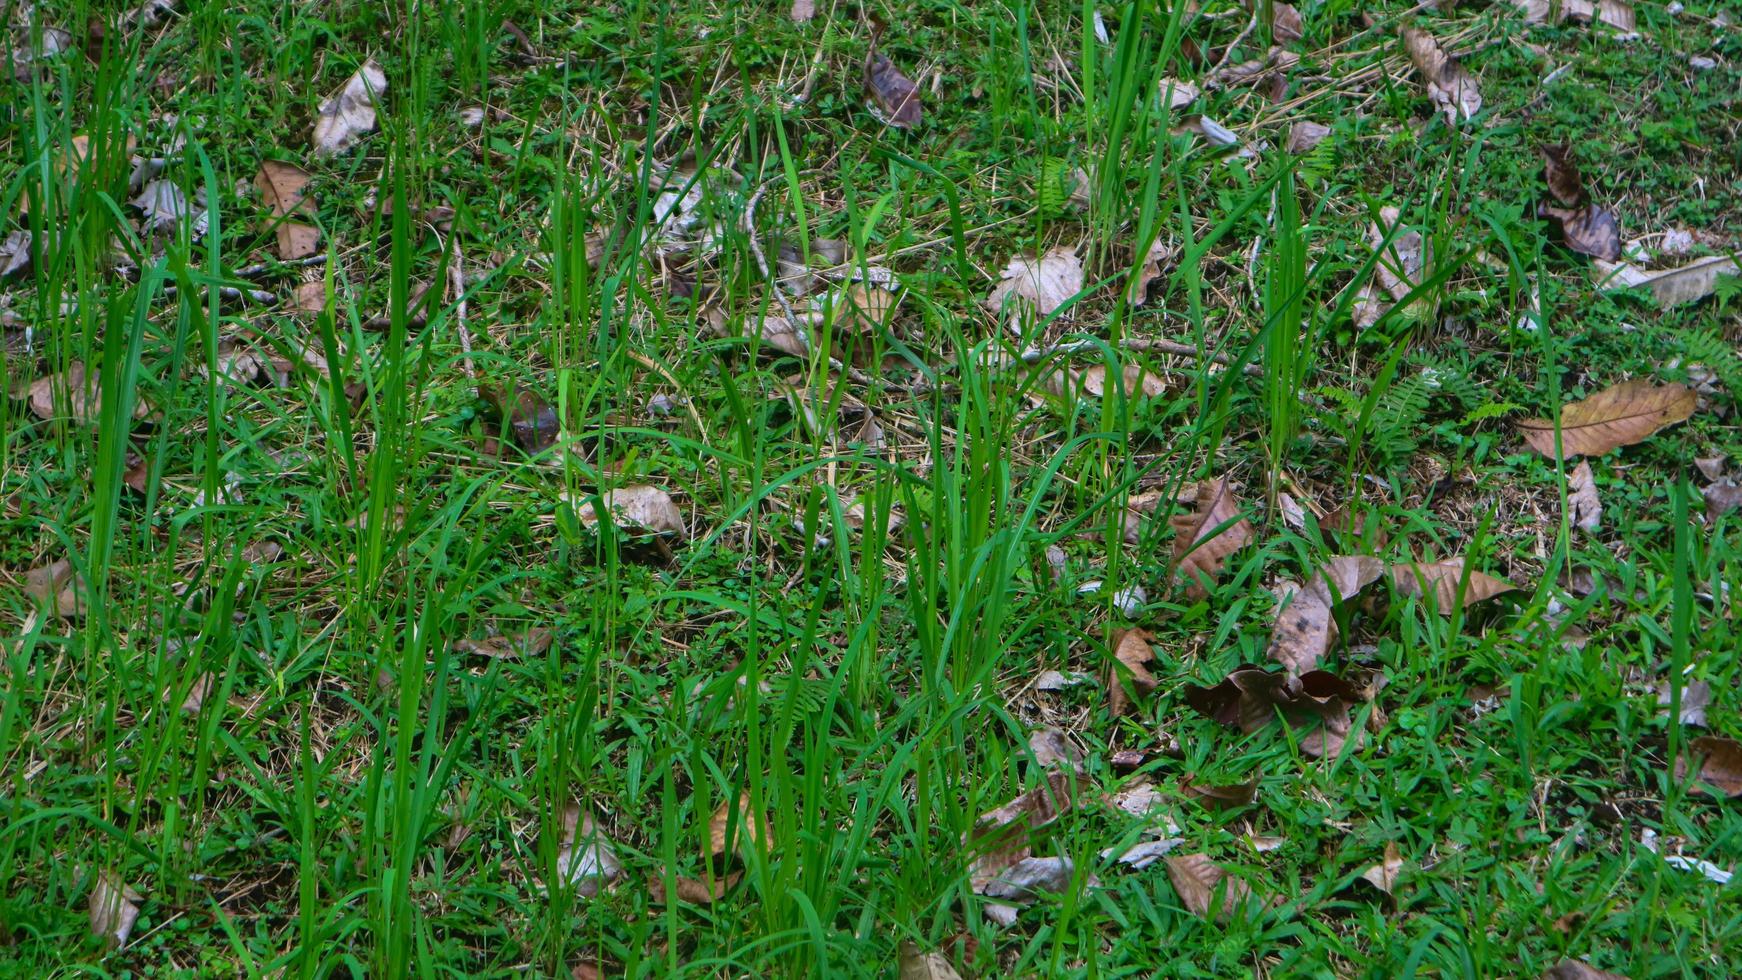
<box><xmin>553</xmin><ymin>804</ymin><xmax>623</xmax><ymax>897</ymax></box>
<box><xmin>1360</xmin><ymin>842</ymin><xmax>1404</xmax><ymax>895</ymax></box>
<box><xmin>255</xmin><ymin>159</ymin><xmax>320</xmax><ymax>260</ymax></box>
<box><xmin>1127</xmin><ymin>236</ymin><xmax>1175</xmax><ymax>306</ymax></box>
<box><xmin>293</xmin><ymin>280</ymin><xmax>327</xmax><ymax>313</ymax></box>
<box><xmin>311</xmin><ymin>60</ymin><xmax>387</xmax><ymax>157</ymax></box>
<box><xmin>1705</xmin><ymin>482</ymin><xmax>1742</xmax><ymax>521</ymax></box>
<box><xmin>578</xmin><ymin>486</ymin><xmax>687</xmax><ymax>539</ymax></box>
<box><xmin>978</xmin><ymin>854</ymin><xmax>1075</xmax><ymax>903</ymax></box>
<box><xmin>456</xmin><ymin>626</ymin><xmax>553</xmax><ymax>660</ymax></box>
<box><xmin>1169</xmin><ymin>476</ymin><xmax>1255</xmax><ymax>599</ymax></box>
<box><xmin>176</xmin><ymin>672</ymin><xmax>214</xmax><ymax>713</ymax></box>
<box><xmin>708</xmin><ymin>791</ymin><xmax>771</xmax><ymax>861</ymax></box>
<box><xmin>1108</xmin><ymin>628</ymin><xmax>1158</xmax><ymax>718</ymax></box>
<box><xmin>1181</xmin><ymin>777</ymin><xmax>1257</xmax><ymax>811</ymax></box>
<box><xmin>1567</xmin><ymin>461</ymin><xmax>1602</xmax><ymax>532</ymax></box>
<box><xmin>1515</xmin><ymin>0</ymin><xmax>1634</xmax><ymax>30</ymax></box>
<box><xmin>1390</xmin><ymin>559</ymin><xmax>1516</xmax><ymax>612</ymax></box>
<box><xmin>1286</xmin><ymin>121</ymin><xmax>1330</xmax><ymax>154</ymax></box>
<box><xmin>1104</xmin><ymin>838</ymin><xmax>1186</xmax><ymax>869</ymax></box>
<box><xmin>1027</xmin><ymin>728</ymin><xmax>1082</xmax><ymax>769</ymax></box>
<box><xmin>1401</xmin><ymin>26</ymin><xmax>1481</xmax><ymax>123</ymax></box>
<box><xmin>1543</xmin><ymin>961</ymin><xmax>1630</xmax><ymax>980</ymax></box>
<box><xmin>1158</xmin><ymin>77</ymin><xmax>1199</xmax><ymax>110</ymax></box>
<box><xmin>1079</xmin><ymin>362</ymin><xmax>1167</xmax><ymax>400</ymax></box>
<box><xmin>898</xmin><ymin>942</ymin><xmax>964</xmax><ymax>980</ymax></box>
<box><xmin>130</xmin><ymin>179</ymin><xmax>193</xmax><ymax>234</ymax></box>
<box><xmin>864</xmin><ymin>50</ymin><xmax>921</xmax><ymax>129</ymax></box>
<box><xmin>89</xmin><ymin>872</ymin><xmax>142</xmax><ymax>947</ymax></box>
<box><xmin>1657</xmin><ymin>680</ymin><xmax>1711</xmax><ymax>728</ymax></box>
<box><xmin>968</xmin><ymin>770</ymin><xmax>1077</xmax><ymax>892</ymax></box>
<box><xmin>649</xmin><ymin>871</ymin><xmax>740</xmax><ymax>905</ymax></box>
<box><xmin>790</xmin><ymin>0</ymin><xmax>816</xmax><ymax>23</ymax></box>
<box><xmin>1266</xmin><ymin>556</ymin><xmax>1385</xmax><ymax>676</ymax></box>
<box><xmin>1269</xmin><ymin>1</ymin><xmax>1304</xmax><ymax>42</ymax></box>
<box><xmin>481</xmin><ymin>384</ymin><xmax>560</xmax><ymax>454</ymax></box>
<box><xmin>0</xmin><ymin>230</ymin><xmax>30</xmax><ymax>278</ymax></box>
<box><xmin>1676</xmin><ymin>736</ymin><xmax>1742</xmax><ymax>798</ymax></box>
<box><xmin>1539</xmin><ymin>146</ymin><xmax>1620</xmax><ymax>261</ymax></box>
<box><xmin>1518</xmin><ymin>380</ymin><xmax>1697</xmax><ymax>458</ymax></box>
<box><xmin>830</xmin><ymin>282</ymin><xmax>897</xmax><ymax>336</ymax></box>
<box><xmin>1164</xmin><ymin>854</ymin><xmax>1252</xmax><ymax>921</ymax></box>
<box><xmin>1185</xmin><ymin>666</ymin><xmax>1296</xmax><ymax>733</ymax></box>
<box><xmin>1593</xmin><ymin>255</ymin><xmax>1740</xmax><ymax>307</ymax></box>
<box><xmin>24</xmin><ymin>557</ymin><xmax>87</xmax><ymax>619</ymax></box>
<box><xmin>985</xmin><ymin>247</ymin><xmax>1083</xmax><ymax>321</ymax></box>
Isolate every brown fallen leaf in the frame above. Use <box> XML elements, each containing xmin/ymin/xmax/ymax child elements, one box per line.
<box><xmin>24</xmin><ymin>557</ymin><xmax>87</xmax><ymax>619</ymax></box>
<box><xmin>1705</xmin><ymin>482</ymin><xmax>1742</xmax><ymax>521</ymax></box>
<box><xmin>1538</xmin><ymin>145</ymin><xmax>1620</xmax><ymax>261</ymax></box>
<box><xmin>1127</xmin><ymin>236</ymin><xmax>1176</xmax><ymax>306</ymax></box>
<box><xmin>864</xmin><ymin>42</ymin><xmax>921</xmax><ymax>129</ymax></box>
<box><xmin>578</xmin><ymin>485</ymin><xmax>687</xmax><ymax>540</ymax></box>
<box><xmin>1518</xmin><ymin>380</ymin><xmax>1697</xmax><ymax>459</ymax></box>
<box><xmin>175</xmin><ymin>672</ymin><xmax>214</xmax><ymax>713</ymax></box>
<box><xmin>708</xmin><ymin>791</ymin><xmax>772</xmax><ymax>862</ymax></box>
<box><xmin>1027</xmin><ymin>728</ymin><xmax>1082</xmax><ymax>770</ymax></box>
<box><xmin>1567</xmin><ymin>461</ymin><xmax>1602</xmax><ymax>532</ymax></box>
<box><xmin>1268</xmin><ymin>1</ymin><xmax>1304</xmax><ymax>43</ymax></box>
<box><xmin>1079</xmin><ymin>362</ymin><xmax>1167</xmax><ymax>401</ymax></box>
<box><xmin>1185</xmin><ymin>666</ymin><xmax>1296</xmax><ymax>733</ymax></box>
<box><xmin>311</xmin><ymin>60</ymin><xmax>387</xmax><ymax>157</ymax></box>
<box><xmin>985</xmin><ymin>247</ymin><xmax>1084</xmax><ymax>321</ymax></box>
<box><xmin>255</xmin><ymin>159</ymin><xmax>319</xmax><ymax>260</ymax></box>
<box><xmin>293</xmin><ymin>280</ymin><xmax>327</xmax><ymax>313</ymax></box>
<box><xmin>1543</xmin><ymin>961</ymin><xmax>1630</xmax><ymax>980</ymax></box>
<box><xmin>1181</xmin><ymin>776</ymin><xmax>1258</xmax><ymax>811</ymax></box>
<box><xmin>1164</xmin><ymin>853</ymin><xmax>1252</xmax><ymax>921</ymax></box>
<box><xmin>25</xmin><ymin>361</ymin><xmax>153</xmax><ymax>425</ymax></box>
<box><xmin>456</xmin><ymin>626</ymin><xmax>554</xmax><ymax>660</ymax></box>
<box><xmin>1286</xmin><ymin>120</ymin><xmax>1330</xmax><ymax>154</ymax></box>
<box><xmin>553</xmin><ymin>804</ymin><xmax>623</xmax><ymax>897</ymax></box>
<box><xmin>968</xmin><ymin>770</ymin><xmax>1077</xmax><ymax>892</ymax></box>
<box><xmin>898</xmin><ymin>941</ymin><xmax>963</xmax><ymax>980</ymax></box>
<box><xmin>1352</xmin><ymin>207</ymin><xmax>1427</xmax><ymax>329</ymax></box>
<box><xmin>1401</xmin><ymin>26</ymin><xmax>1481</xmax><ymax>123</ymax></box>
<box><xmin>89</xmin><ymin>871</ymin><xmax>142</xmax><ymax>947</ymax></box>
<box><xmin>1359</xmin><ymin>841</ymin><xmax>1405</xmax><ymax>895</ymax></box>
<box><xmin>1593</xmin><ymin>255</ymin><xmax>1741</xmax><ymax>308</ymax></box>
<box><xmin>1390</xmin><ymin>558</ymin><xmax>1516</xmax><ymax>612</ymax></box>
<box><xmin>1676</xmin><ymin>735</ymin><xmax>1742</xmax><ymax>798</ymax></box>
<box><xmin>1108</xmin><ymin>628</ymin><xmax>1158</xmax><ymax>718</ymax></box>
<box><xmin>1266</xmin><ymin>555</ymin><xmax>1386</xmax><ymax>676</ymax></box>
<box><xmin>1169</xmin><ymin>476</ymin><xmax>1256</xmax><ymax>599</ymax></box>
<box><xmin>481</xmin><ymin>384</ymin><xmax>560</xmax><ymax>454</ymax></box>
<box><xmin>648</xmin><ymin>871</ymin><xmax>741</xmax><ymax>905</ymax></box>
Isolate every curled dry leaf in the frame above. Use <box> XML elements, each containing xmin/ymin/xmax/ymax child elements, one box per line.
<box><xmin>1593</xmin><ymin>255</ymin><xmax>1740</xmax><ymax>308</ymax></box>
<box><xmin>311</xmin><ymin>60</ymin><xmax>387</xmax><ymax>157</ymax></box>
<box><xmin>648</xmin><ymin>871</ymin><xmax>740</xmax><ymax>905</ymax></box>
<box><xmin>1267</xmin><ymin>555</ymin><xmax>1385</xmax><ymax>676</ymax></box>
<box><xmin>1164</xmin><ymin>853</ymin><xmax>1252</xmax><ymax>921</ymax></box>
<box><xmin>1675</xmin><ymin>735</ymin><xmax>1742</xmax><ymax>798</ymax></box>
<box><xmin>1352</xmin><ymin>207</ymin><xmax>1426</xmax><ymax>329</ymax></box>
<box><xmin>1400</xmin><ymin>26</ymin><xmax>1481</xmax><ymax>124</ymax></box>
<box><xmin>1186</xmin><ymin>667</ymin><xmax>1377</xmax><ymax>759</ymax></box>
<box><xmin>1104</xmin><ymin>837</ymin><xmax>1186</xmax><ymax>869</ymax></box>
<box><xmin>1181</xmin><ymin>777</ymin><xmax>1257</xmax><ymax>811</ymax></box>
<box><xmin>89</xmin><ymin>871</ymin><xmax>143</xmax><ymax>947</ymax></box>
<box><xmin>130</xmin><ymin>179</ymin><xmax>196</xmax><ymax>234</ymax></box>
<box><xmin>1543</xmin><ymin>961</ymin><xmax>1630</xmax><ymax>980</ymax></box>
<box><xmin>1108</xmin><ymin>628</ymin><xmax>1158</xmax><ymax>718</ymax></box>
<box><xmin>1</xmin><ymin>230</ymin><xmax>31</xmax><ymax>278</ymax></box>
<box><xmin>456</xmin><ymin>626</ymin><xmax>553</xmax><ymax>660</ymax></box>
<box><xmin>1539</xmin><ymin>145</ymin><xmax>1621</xmax><ymax>262</ymax></box>
<box><xmin>255</xmin><ymin>159</ymin><xmax>320</xmax><ymax>260</ymax></box>
<box><xmin>578</xmin><ymin>485</ymin><xmax>687</xmax><ymax>539</ymax></box>
<box><xmin>1390</xmin><ymin>558</ymin><xmax>1516</xmax><ymax>612</ymax></box>
<box><xmin>1567</xmin><ymin>461</ymin><xmax>1602</xmax><ymax>532</ymax></box>
<box><xmin>1169</xmin><ymin>476</ymin><xmax>1256</xmax><ymax>600</ymax></box>
<box><xmin>1705</xmin><ymin>482</ymin><xmax>1742</xmax><ymax>521</ymax></box>
<box><xmin>1158</xmin><ymin>77</ymin><xmax>1199</xmax><ymax>110</ymax></box>
<box><xmin>978</xmin><ymin>854</ymin><xmax>1075</xmax><ymax>904</ymax></box>
<box><xmin>1359</xmin><ymin>841</ymin><xmax>1405</xmax><ymax>895</ymax></box>
<box><xmin>864</xmin><ymin>49</ymin><xmax>922</xmax><ymax>129</ymax></box>
<box><xmin>898</xmin><ymin>941</ymin><xmax>964</xmax><ymax>980</ymax></box>
<box><xmin>553</xmin><ymin>804</ymin><xmax>623</xmax><ymax>897</ymax></box>
<box><xmin>985</xmin><ymin>247</ymin><xmax>1083</xmax><ymax>321</ymax></box>
<box><xmin>25</xmin><ymin>557</ymin><xmax>87</xmax><ymax>619</ymax></box>
<box><xmin>1518</xmin><ymin>380</ymin><xmax>1697</xmax><ymax>459</ymax></box>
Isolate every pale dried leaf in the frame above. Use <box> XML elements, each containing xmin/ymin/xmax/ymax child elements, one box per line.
<box><xmin>311</xmin><ymin>60</ymin><xmax>387</xmax><ymax>157</ymax></box>
<box><xmin>0</xmin><ymin>230</ymin><xmax>30</xmax><ymax>278</ymax></box>
<box><xmin>1027</xmin><ymin>728</ymin><xmax>1082</xmax><ymax>769</ymax></box>
<box><xmin>1515</xmin><ymin>0</ymin><xmax>1634</xmax><ymax>30</ymax></box>
<box><xmin>1267</xmin><ymin>556</ymin><xmax>1383</xmax><ymax>675</ymax></box>
<box><xmin>985</xmin><ymin>247</ymin><xmax>1083</xmax><ymax>320</ymax></box>
<box><xmin>554</xmin><ymin>805</ymin><xmax>623</xmax><ymax>897</ymax></box>
<box><xmin>1108</xmin><ymin>629</ymin><xmax>1158</xmax><ymax>717</ymax></box>
<box><xmin>1164</xmin><ymin>853</ymin><xmax>1252</xmax><ymax>921</ymax></box>
<box><xmin>707</xmin><ymin>791</ymin><xmax>771</xmax><ymax>860</ymax></box>
<box><xmin>456</xmin><ymin>627</ymin><xmax>553</xmax><ymax>660</ymax></box>
<box><xmin>1657</xmin><ymin>679</ymin><xmax>1711</xmax><ymax>727</ymax></box>
<box><xmin>177</xmin><ymin>672</ymin><xmax>213</xmax><ymax>713</ymax></box>
<box><xmin>1567</xmin><ymin>461</ymin><xmax>1602</xmax><ymax>532</ymax></box>
<box><xmin>255</xmin><ymin>159</ymin><xmax>320</xmax><ymax>260</ymax></box>
<box><xmin>1127</xmin><ymin>237</ymin><xmax>1176</xmax><ymax>306</ymax></box>
<box><xmin>89</xmin><ymin>872</ymin><xmax>142</xmax><ymax>947</ymax></box>
<box><xmin>1401</xmin><ymin>27</ymin><xmax>1481</xmax><ymax>123</ymax></box>
<box><xmin>1270</xmin><ymin>1</ymin><xmax>1303</xmax><ymax>42</ymax></box>
<box><xmin>1286</xmin><ymin>120</ymin><xmax>1330</xmax><ymax>154</ymax></box>
<box><xmin>864</xmin><ymin>51</ymin><xmax>921</xmax><ymax>128</ymax></box>
<box><xmin>1369</xmin><ymin>206</ymin><xmax>1425</xmax><ymax>304</ymax></box>
<box><xmin>1169</xmin><ymin>476</ymin><xmax>1255</xmax><ymax>599</ymax></box>
<box><xmin>1390</xmin><ymin>559</ymin><xmax>1516</xmax><ymax>612</ymax></box>
<box><xmin>1593</xmin><ymin>255</ymin><xmax>1740</xmax><ymax>307</ymax></box>
<box><xmin>1676</xmin><ymin>736</ymin><xmax>1742</xmax><ymax>798</ymax></box>
<box><xmin>1103</xmin><ymin>837</ymin><xmax>1185</xmax><ymax>869</ymax></box>
<box><xmin>578</xmin><ymin>486</ymin><xmax>686</xmax><ymax>539</ymax></box>
<box><xmin>1543</xmin><ymin>960</ymin><xmax>1630</xmax><ymax>980</ymax></box>
<box><xmin>1360</xmin><ymin>842</ymin><xmax>1404</xmax><ymax>895</ymax></box>
<box><xmin>790</xmin><ymin>0</ymin><xmax>815</xmax><ymax>23</ymax></box>
<box><xmin>1079</xmin><ymin>362</ymin><xmax>1167</xmax><ymax>400</ymax></box>
<box><xmin>1159</xmin><ymin>77</ymin><xmax>1199</xmax><ymax>110</ymax></box>
<box><xmin>131</xmin><ymin>179</ymin><xmax>193</xmax><ymax>233</ymax></box>
<box><xmin>898</xmin><ymin>942</ymin><xmax>963</xmax><ymax>980</ymax></box>
<box><xmin>1519</xmin><ymin>381</ymin><xmax>1697</xmax><ymax>458</ymax></box>
<box><xmin>979</xmin><ymin>854</ymin><xmax>1074</xmax><ymax>901</ymax></box>
<box><xmin>1181</xmin><ymin>777</ymin><xmax>1257</xmax><ymax>811</ymax></box>
<box><xmin>293</xmin><ymin>281</ymin><xmax>327</xmax><ymax>313</ymax></box>
<box><xmin>1706</xmin><ymin>482</ymin><xmax>1742</xmax><ymax>521</ymax></box>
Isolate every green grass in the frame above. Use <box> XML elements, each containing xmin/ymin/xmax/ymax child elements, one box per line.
<box><xmin>2</xmin><ymin>0</ymin><xmax>1741</xmax><ymax>976</ymax></box>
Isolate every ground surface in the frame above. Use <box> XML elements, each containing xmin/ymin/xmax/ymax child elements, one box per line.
<box><xmin>2</xmin><ymin>0</ymin><xmax>1741</xmax><ymax>976</ymax></box>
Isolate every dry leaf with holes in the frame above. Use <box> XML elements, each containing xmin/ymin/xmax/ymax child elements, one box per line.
<box><xmin>985</xmin><ymin>247</ymin><xmax>1083</xmax><ymax>320</ymax></box>
<box><xmin>1518</xmin><ymin>381</ymin><xmax>1696</xmax><ymax>458</ymax></box>
<box><xmin>578</xmin><ymin>486</ymin><xmax>686</xmax><ymax>539</ymax></box>
<box><xmin>1543</xmin><ymin>962</ymin><xmax>1629</xmax><ymax>980</ymax></box>
<box><xmin>1165</xmin><ymin>854</ymin><xmax>1252</xmax><ymax>921</ymax></box>
<box><xmin>1390</xmin><ymin>558</ymin><xmax>1516</xmax><ymax>612</ymax></box>
<box><xmin>1169</xmin><ymin>476</ymin><xmax>1255</xmax><ymax>599</ymax></box>
<box><xmin>1108</xmin><ymin>628</ymin><xmax>1158</xmax><ymax>717</ymax></box>
<box><xmin>1676</xmin><ymin>736</ymin><xmax>1742</xmax><ymax>798</ymax></box>
<box><xmin>25</xmin><ymin>557</ymin><xmax>86</xmax><ymax>619</ymax></box>
<box><xmin>311</xmin><ymin>60</ymin><xmax>387</xmax><ymax>157</ymax></box>
<box><xmin>899</xmin><ymin>942</ymin><xmax>963</xmax><ymax>980</ymax></box>
<box><xmin>255</xmin><ymin>159</ymin><xmax>320</xmax><ymax>260</ymax></box>
<box><xmin>89</xmin><ymin>872</ymin><xmax>142</xmax><ymax>947</ymax></box>
<box><xmin>864</xmin><ymin>45</ymin><xmax>921</xmax><ymax>129</ymax></box>
<box><xmin>1401</xmin><ymin>26</ymin><xmax>1481</xmax><ymax>123</ymax></box>
<box><xmin>1360</xmin><ymin>842</ymin><xmax>1405</xmax><ymax>895</ymax></box>
<box><xmin>1567</xmin><ymin>461</ymin><xmax>1602</xmax><ymax>532</ymax></box>
<box><xmin>1538</xmin><ymin>145</ymin><xmax>1621</xmax><ymax>262</ymax></box>
<box><xmin>1593</xmin><ymin>255</ymin><xmax>1740</xmax><ymax>308</ymax></box>
<box><xmin>1267</xmin><ymin>555</ymin><xmax>1385</xmax><ymax>676</ymax></box>
<box><xmin>553</xmin><ymin>804</ymin><xmax>623</xmax><ymax>897</ymax></box>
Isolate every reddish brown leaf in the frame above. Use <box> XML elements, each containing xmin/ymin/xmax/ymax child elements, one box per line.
<box><xmin>1537</xmin><ymin>145</ymin><xmax>1621</xmax><ymax>260</ymax></box>
<box><xmin>1675</xmin><ymin>736</ymin><xmax>1742</xmax><ymax>798</ymax></box>
<box><xmin>1169</xmin><ymin>476</ymin><xmax>1255</xmax><ymax>599</ymax></box>
<box><xmin>255</xmin><ymin>159</ymin><xmax>320</xmax><ymax>260</ymax></box>
<box><xmin>1181</xmin><ymin>777</ymin><xmax>1258</xmax><ymax>811</ymax></box>
<box><xmin>1518</xmin><ymin>381</ymin><xmax>1696</xmax><ymax>459</ymax></box>
<box><xmin>1108</xmin><ymin>628</ymin><xmax>1158</xmax><ymax>717</ymax></box>
<box><xmin>1184</xmin><ymin>666</ymin><xmax>1293</xmax><ymax>733</ymax></box>
<box><xmin>24</xmin><ymin>557</ymin><xmax>86</xmax><ymax>619</ymax></box>
<box><xmin>864</xmin><ymin>50</ymin><xmax>922</xmax><ymax>129</ymax></box>
<box><xmin>1266</xmin><ymin>556</ymin><xmax>1385</xmax><ymax>676</ymax></box>
<box><xmin>648</xmin><ymin>871</ymin><xmax>740</xmax><ymax>905</ymax></box>
<box><xmin>1164</xmin><ymin>853</ymin><xmax>1252</xmax><ymax>921</ymax></box>
<box><xmin>1400</xmin><ymin>26</ymin><xmax>1481</xmax><ymax>123</ymax></box>
<box><xmin>1390</xmin><ymin>558</ymin><xmax>1516</xmax><ymax>612</ymax></box>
